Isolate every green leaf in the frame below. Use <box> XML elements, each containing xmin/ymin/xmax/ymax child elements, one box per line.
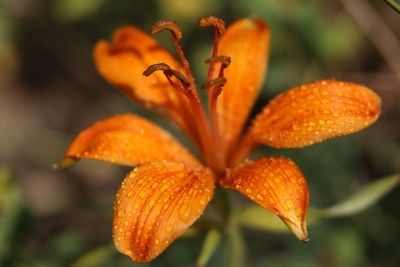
<box><xmin>197</xmin><ymin>229</ymin><xmax>222</xmax><ymax>267</ymax></box>
<box><xmin>318</xmin><ymin>174</ymin><xmax>400</xmax><ymax>218</ymax></box>
<box><xmin>69</xmin><ymin>243</ymin><xmax>116</xmax><ymax>267</ymax></box>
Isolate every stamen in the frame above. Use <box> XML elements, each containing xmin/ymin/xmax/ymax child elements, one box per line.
<box><xmin>199</xmin><ymin>16</ymin><xmax>226</xmax><ymax>83</ymax></box>
<box><xmin>151</xmin><ymin>20</ymin><xmax>196</xmax><ymax>92</ymax></box>
<box><xmin>198</xmin><ymin>16</ymin><xmax>229</xmax><ymax>171</ymax></box>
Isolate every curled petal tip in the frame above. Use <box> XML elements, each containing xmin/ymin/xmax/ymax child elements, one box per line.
<box><xmin>281</xmin><ymin>217</ymin><xmax>308</xmax><ymax>242</ymax></box>
<box><xmin>220</xmin><ymin>157</ymin><xmax>310</xmax><ymax>243</ymax></box>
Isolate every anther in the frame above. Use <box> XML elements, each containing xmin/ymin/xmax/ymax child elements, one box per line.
<box><xmin>201</xmin><ymin>77</ymin><xmax>227</xmax><ymax>90</ymax></box>
<box><xmin>198</xmin><ymin>15</ymin><xmax>226</xmax><ymax>35</ymax></box>
<box><xmin>143</xmin><ymin>63</ymin><xmax>171</xmax><ymax>76</ymax></box>
<box><xmin>143</xmin><ymin>63</ymin><xmax>190</xmax><ymax>88</ymax></box>
<box><xmin>205</xmin><ymin>55</ymin><xmax>231</xmax><ymax>68</ymax></box>
<box><xmin>151</xmin><ymin>20</ymin><xmax>182</xmax><ymax>40</ymax></box>
<box><xmin>164</xmin><ymin>69</ymin><xmax>191</xmax><ymax>88</ymax></box>
<box><xmin>143</xmin><ymin>63</ymin><xmax>195</xmax><ymax>104</ymax></box>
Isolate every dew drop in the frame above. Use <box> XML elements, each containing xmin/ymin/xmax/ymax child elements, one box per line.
<box><xmin>292</xmin><ymin>125</ymin><xmax>300</xmax><ymax>131</ymax></box>
<box><xmin>160</xmin><ymin>184</ymin><xmax>169</xmax><ymax>192</ymax></box>
<box><xmin>178</xmin><ymin>204</ymin><xmax>191</xmax><ymax>223</ymax></box>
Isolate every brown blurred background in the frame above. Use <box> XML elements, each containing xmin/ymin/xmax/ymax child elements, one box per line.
<box><xmin>0</xmin><ymin>0</ymin><xmax>399</xmax><ymax>266</ymax></box>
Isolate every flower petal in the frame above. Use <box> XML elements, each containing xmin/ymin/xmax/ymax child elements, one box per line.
<box><xmin>220</xmin><ymin>157</ymin><xmax>309</xmax><ymax>241</ymax></box>
<box><xmin>61</xmin><ymin>114</ymin><xmax>199</xmax><ymax>167</ymax></box>
<box><xmin>94</xmin><ymin>26</ymin><xmax>188</xmax><ymax>128</ymax></box>
<box><xmin>113</xmin><ymin>161</ymin><xmax>215</xmax><ymax>262</ymax></box>
<box><xmin>217</xmin><ymin>18</ymin><xmax>270</xmax><ymax>153</ymax></box>
<box><xmin>249</xmin><ymin>80</ymin><xmax>381</xmax><ymax>148</ymax></box>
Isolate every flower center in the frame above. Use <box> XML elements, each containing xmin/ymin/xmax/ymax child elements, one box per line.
<box><xmin>143</xmin><ymin>16</ymin><xmax>230</xmax><ymax>176</ymax></box>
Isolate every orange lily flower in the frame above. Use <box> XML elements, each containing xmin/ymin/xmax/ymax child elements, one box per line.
<box><xmin>60</xmin><ymin>16</ymin><xmax>381</xmax><ymax>262</ymax></box>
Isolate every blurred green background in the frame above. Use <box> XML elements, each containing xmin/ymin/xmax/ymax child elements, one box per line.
<box><xmin>0</xmin><ymin>0</ymin><xmax>399</xmax><ymax>266</ymax></box>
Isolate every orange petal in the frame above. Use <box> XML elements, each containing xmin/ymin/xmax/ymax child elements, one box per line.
<box><xmin>61</xmin><ymin>114</ymin><xmax>199</xmax><ymax>167</ymax></box>
<box><xmin>217</xmin><ymin>18</ymin><xmax>270</xmax><ymax>153</ymax></box>
<box><xmin>113</xmin><ymin>161</ymin><xmax>215</xmax><ymax>262</ymax></box>
<box><xmin>220</xmin><ymin>157</ymin><xmax>309</xmax><ymax>241</ymax></box>
<box><xmin>94</xmin><ymin>26</ymin><xmax>188</xmax><ymax>128</ymax></box>
<box><xmin>249</xmin><ymin>80</ymin><xmax>381</xmax><ymax>148</ymax></box>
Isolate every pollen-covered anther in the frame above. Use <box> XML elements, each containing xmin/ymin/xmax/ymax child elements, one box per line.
<box><xmin>151</xmin><ymin>20</ymin><xmax>182</xmax><ymax>40</ymax></box>
<box><xmin>163</xmin><ymin>69</ymin><xmax>191</xmax><ymax>88</ymax></box>
<box><xmin>201</xmin><ymin>77</ymin><xmax>227</xmax><ymax>90</ymax></box>
<box><xmin>143</xmin><ymin>63</ymin><xmax>190</xmax><ymax>88</ymax></box>
<box><xmin>205</xmin><ymin>55</ymin><xmax>231</xmax><ymax>68</ymax></box>
<box><xmin>142</xmin><ymin>63</ymin><xmax>171</xmax><ymax>76</ymax></box>
<box><xmin>198</xmin><ymin>15</ymin><xmax>226</xmax><ymax>35</ymax></box>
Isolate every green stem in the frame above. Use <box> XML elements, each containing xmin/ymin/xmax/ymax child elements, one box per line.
<box><xmin>384</xmin><ymin>0</ymin><xmax>400</xmax><ymax>14</ymax></box>
<box><xmin>225</xmin><ymin>217</ymin><xmax>246</xmax><ymax>267</ymax></box>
